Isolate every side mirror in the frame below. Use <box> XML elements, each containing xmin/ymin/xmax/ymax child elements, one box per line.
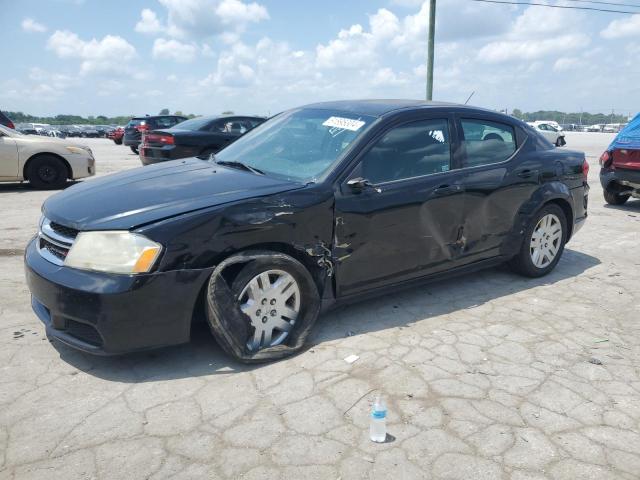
<box><xmin>347</xmin><ymin>177</ymin><xmax>381</xmax><ymax>193</ymax></box>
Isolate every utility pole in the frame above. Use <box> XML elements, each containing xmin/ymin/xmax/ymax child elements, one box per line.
<box><xmin>426</xmin><ymin>0</ymin><xmax>436</xmax><ymax>101</ymax></box>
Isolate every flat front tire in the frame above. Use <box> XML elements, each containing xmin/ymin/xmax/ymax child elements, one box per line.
<box><xmin>509</xmin><ymin>204</ymin><xmax>567</xmax><ymax>277</ymax></box>
<box><xmin>205</xmin><ymin>251</ymin><xmax>321</xmax><ymax>363</ymax></box>
<box><xmin>27</xmin><ymin>155</ymin><xmax>68</xmax><ymax>190</ymax></box>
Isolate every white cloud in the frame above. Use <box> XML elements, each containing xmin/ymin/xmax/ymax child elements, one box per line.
<box><xmin>153</xmin><ymin>38</ymin><xmax>198</xmax><ymax>62</ymax></box>
<box><xmin>477</xmin><ymin>5</ymin><xmax>589</xmax><ymax>64</ymax></box>
<box><xmin>21</xmin><ymin>18</ymin><xmax>47</xmax><ymax>33</ymax></box>
<box><xmin>316</xmin><ymin>9</ymin><xmax>399</xmax><ymax>69</ymax></box>
<box><xmin>601</xmin><ymin>14</ymin><xmax>640</xmax><ymax>39</ymax></box>
<box><xmin>479</xmin><ymin>34</ymin><xmax>589</xmax><ymax>63</ymax></box>
<box><xmin>47</xmin><ymin>30</ymin><xmax>137</xmax><ymax>75</ymax></box>
<box><xmin>553</xmin><ymin>57</ymin><xmax>584</xmax><ymax>72</ymax></box>
<box><xmin>157</xmin><ymin>0</ymin><xmax>269</xmax><ymax>39</ymax></box>
<box><xmin>135</xmin><ymin>9</ymin><xmax>163</xmax><ymax>34</ymax></box>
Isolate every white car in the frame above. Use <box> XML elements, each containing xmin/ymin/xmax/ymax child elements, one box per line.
<box><xmin>0</xmin><ymin>124</ymin><xmax>95</xmax><ymax>188</ymax></box>
<box><xmin>527</xmin><ymin>122</ymin><xmax>566</xmax><ymax>147</ymax></box>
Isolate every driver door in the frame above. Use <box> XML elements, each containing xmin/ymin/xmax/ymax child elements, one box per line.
<box><xmin>333</xmin><ymin>115</ymin><xmax>467</xmax><ymax>297</ymax></box>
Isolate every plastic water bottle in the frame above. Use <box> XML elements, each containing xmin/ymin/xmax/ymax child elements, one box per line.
<box><xmin>369</xmin><ymin>395</ymin><xmax>387</xmax><ymax>442</ymax></box>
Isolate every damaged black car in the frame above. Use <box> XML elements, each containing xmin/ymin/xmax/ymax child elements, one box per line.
<box><xmin>24</xmin><ymin>100</ymin><xmax>589</xmax><ymax>362</ymax></box>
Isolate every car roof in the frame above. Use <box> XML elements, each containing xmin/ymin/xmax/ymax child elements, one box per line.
<box><xmin>131</xmin><ymin>115</ymin><xmax>186</xmax><ymax>120</ymax></box>
<box><xmin>300</xmin><ymin>99</ymin><xmax>497</xmax><ymax>117</ymax></box>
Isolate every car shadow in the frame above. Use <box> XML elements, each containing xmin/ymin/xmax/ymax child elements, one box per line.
<box><xmin>602</xmin><ymin>198</ymin><xmax>640</xmax><ymax>212</ymax></box>
<box><xmin>0</xmin><ymin>181</ymin><xmax>79</xmax><ymax>193</ymax></box>
<box><xmin>53</xmin><ymin>248</ymin><xmax>601</xmax><ymax>383</ymax></box>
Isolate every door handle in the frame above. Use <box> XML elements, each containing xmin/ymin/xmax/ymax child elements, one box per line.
<box><xmin>434</xmin><ymin>184</ymin><xmax>463</xmax><ymax>195</ymax></box>
<box><xmin>516</xmin><ymin>169</ymin><xmax>537</xmax><ymax>178</ymax></box>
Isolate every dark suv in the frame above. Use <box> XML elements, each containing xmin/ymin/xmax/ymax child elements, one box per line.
<box><xmin>123</xmin><ymin>115</ymin><xmax>187</xmax><ymax>153</ymax></box>
<box><xmin>0</xmin><ymin>110</ymin><xmax>15</xmax><ymax>130</ymax></box>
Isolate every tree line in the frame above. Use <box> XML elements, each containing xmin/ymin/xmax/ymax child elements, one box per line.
<box><xmin>5</xmin><ymin>109</ymin><xmax>200</xmax><ymax>126</ymax></box>
<box><xmin>511</xmin><ymin>109</ymin><xmax>631</xmax><ymax>125</ymax></box>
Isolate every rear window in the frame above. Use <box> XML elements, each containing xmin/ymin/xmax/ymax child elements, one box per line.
<box><xmin>127</xmin><ymin>119</ymin><xmax>145</xmax><ymax>127</ymax></box>
<box><xmin>461</xmin><ymin>119</ymin><xmax>517</xmax><ymax>167</ymax></box>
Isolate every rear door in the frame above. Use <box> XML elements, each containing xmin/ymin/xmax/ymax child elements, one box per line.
<box><xmin>0</xmin><ymin>131</ymin><xmax>19</xmax><ymax>179</ymax></box>
<box><xmin>334</xmin><ymin>114</ymin><xmax>468</xmax><ymax>296</ymax></box>
<box><xmin>454</xmin><ymin>115</ymin><xmax>539</xmax><ymax>263</ymax></box>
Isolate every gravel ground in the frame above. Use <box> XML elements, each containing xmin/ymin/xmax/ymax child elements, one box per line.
<box><xmin>1</xmin><ymin>133</ymin><xmax>639</xmax><ymax>480</ymax></box>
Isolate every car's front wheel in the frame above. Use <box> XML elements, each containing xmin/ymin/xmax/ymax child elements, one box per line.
<box><xmin>130</xmin><ymin>146</ymin><xmax>138</xmax><ymax>154</ymax></box>
<box><xmin>27</xmin><ymin>155</ymin><xmax>68</xmax><ymax>190</ymax></box>
<box><xmin>509</xmin><ymin>204</ymin><xmax>567</xmax><ymax>277</ymax></box>
<box><xmin>205</xmin><ymin>251</ymin><xmax>321</xmax><ymax>363</ymax></box>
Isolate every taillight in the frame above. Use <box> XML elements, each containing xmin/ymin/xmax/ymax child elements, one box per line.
<box><xmin>8</xmin><ymin>121</ymin><xmax>15</xmax><ymax>129</ymax></box>
<box><xmin>599</xmin><ymin>151</ymin><xmax>613</xmax><ymax>169</ymax></box>
<box><xmin>582</xmin><ymin>158</ymin><xmax>589</xmax><ymax>179</ymax></box>
<box><xmin>146</xmin><ymin>133</ymin><xmax>174</xmax><ymax>145</ymax></box>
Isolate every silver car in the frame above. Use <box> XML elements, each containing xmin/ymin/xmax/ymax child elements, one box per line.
<box><xmin>0</xmin><ymin>124</ymin><xmax>95</xmax><ymax>188</ymax></box>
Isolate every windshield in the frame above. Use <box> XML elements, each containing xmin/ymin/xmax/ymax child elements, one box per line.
<box><xmin>213</xmin><ymin>108</ymin><xmax>377</xmax><ymax>182</ymax></box>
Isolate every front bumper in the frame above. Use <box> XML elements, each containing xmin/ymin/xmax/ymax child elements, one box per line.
<box><xmin>24</xmin><ymin>238</ymin><xmax>213</xmax><ymax>355</ymax></box>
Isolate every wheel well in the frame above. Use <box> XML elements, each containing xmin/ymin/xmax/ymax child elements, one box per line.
<box><xmin>547</xmin><ymin>198</ymin><xmax>574</xmax><ymax>240</ymax></box>
<box><xmin>189</xmin><ymin>242</ymin><xmax>328</xmax><ymax>326</ymax></box>
<box><xmin>23</xmin><ymin>153</ymin><xmax>72</xmax><ymax>180</ymax></box>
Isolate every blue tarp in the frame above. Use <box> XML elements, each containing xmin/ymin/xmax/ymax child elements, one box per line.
<box><xmin>609</xmin><ymin>113</ymin><xmax>640</xmax><ymax>150</ymax></box>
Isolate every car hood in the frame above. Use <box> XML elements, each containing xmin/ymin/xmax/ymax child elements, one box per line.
<box><xmin>43</xmin><ymin>158</ymin><xmax>303</xmax><ymax>230</ymax></box>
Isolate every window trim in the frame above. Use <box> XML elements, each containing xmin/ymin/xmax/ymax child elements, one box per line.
<box><xmin>341</xmin><ymin>115</ymin><xmax>456</xmax><ymax>188</ymax></box>
<box><xmin>456</xmin><ymin>115</ymin><xmax>524</xmax><ymax>170</ymax></box>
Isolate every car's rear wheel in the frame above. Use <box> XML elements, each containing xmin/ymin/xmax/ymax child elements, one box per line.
<box><xmin>205</xmin><ymin>251</ymin><xmax>321</xmax><ymax>363</ymax></box>
<box><xmin>130</xmin><ymin>146</ymin><xmax>138</xmax><ymax>154</ymax></box>
<box><xmin>114</xmin><ymin>138</ymin><xmax>122</xmax><ymax>145</ymax></box>
<box><xmin>603</xmin><ymin>188</ymin><xmax>630</xmax><ymax>205</ymax></box>
<box><xmin>27</xmin><ymin>155</ymin><xmax>68</xmax><ymax>190</ymax></box>
<box><xmin>509</xmin><ymin>204</ymin><xmax>567</xmax><ymax>277</ymax></box>
<box><xmin>555</xmin><ymin>137</ymin><xmax>566</xmax><ymax>147</ymax></box>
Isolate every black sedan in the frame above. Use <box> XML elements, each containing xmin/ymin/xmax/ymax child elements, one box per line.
<box><xmin>25</xmin><ymin>100</ymin><xmax>589</xmax><ymax>362</ymax></box>
<box><xmin>140</xmin><ymin>115</ymin><xmax>265</xmax><ymax>165</ymax></box>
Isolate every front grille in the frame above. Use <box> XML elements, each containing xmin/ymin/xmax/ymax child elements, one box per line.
<box><xmin>65</xmin><ymin>320</ymin><xmax>103</xmax><ymax>346</ymax></box>
<box><xmin>39</xmin><ymin>237</ymin><xmax>69</xmax><ymax>260</ymax></box>
<box><xmin>37</xmin><ymin>217</ymin><xmax>76</xmax><ymax>266</ymax></box>
<box><xmin>50</xmin><ymin>222</ymin><xmax>79</xmax><ymax>239</ymax></box>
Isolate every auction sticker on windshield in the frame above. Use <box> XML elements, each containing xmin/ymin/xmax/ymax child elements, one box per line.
<box><xmin>322</xmin><ymin>117</ymin><xmax>366</xmax><ymax>131</ymax></box>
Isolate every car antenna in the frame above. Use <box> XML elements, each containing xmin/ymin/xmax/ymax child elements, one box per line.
<box><xmin>464</xmin><ymin>91</ymin><xmax>475</xmax><ymax>105</ymax></box>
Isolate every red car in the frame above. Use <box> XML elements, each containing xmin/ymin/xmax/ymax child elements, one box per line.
<box><xmin>107</xmin><ymin>127</ymin><xmax>124</xmax><ymax>145</ymax></box>
<box><xmin>599</xmin><ymin>114</ymin><xmax>640</xmax><ymax>205</ymax></box>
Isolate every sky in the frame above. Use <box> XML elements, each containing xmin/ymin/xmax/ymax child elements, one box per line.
<box><xmin>1</xmin><ymin>0</ymin><xmax>639</xmax><ymax>117</ymax></box>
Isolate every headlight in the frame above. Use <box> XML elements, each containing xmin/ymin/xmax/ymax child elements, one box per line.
<box><xmin>64</xmin><ymin>231</ymin><xmax>162</xmax><ymax>274</ymax></box>
<box><xmin>66</xmin><ymin>146</ymin><xmax>91</xmax><ymax>155</ymax></box>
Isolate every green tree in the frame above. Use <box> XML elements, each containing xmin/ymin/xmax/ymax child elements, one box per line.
<box><xmin>159</xmin><ymin>108</ymin><xmax>170</xmax><ymax>115</ymax></box>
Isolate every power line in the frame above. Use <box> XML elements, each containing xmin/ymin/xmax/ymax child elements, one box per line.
<box><xmin>469</xmin><ymin>0</ymin><xmax>640</xmax><ymax>13</ymax></box>
<box><xmin>564</xmin><ymin>0</ymin><xmax>640</xmax><ymax>7</ymax></box>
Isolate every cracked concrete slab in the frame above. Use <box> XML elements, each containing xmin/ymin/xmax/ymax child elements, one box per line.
<box><xmin>1</xmin><ymin>134</ymin><xmax>640</xmax><ymax>479</ymax></box>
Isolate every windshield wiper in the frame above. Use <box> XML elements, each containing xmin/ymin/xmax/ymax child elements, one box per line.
<box><xmin>214</xmin><ymin>159</ymin><xmax>264</xmax><ymax>176</ymax></box>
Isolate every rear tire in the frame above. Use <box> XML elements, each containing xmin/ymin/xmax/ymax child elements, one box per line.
<box><xmin>114</xmin><ymin>138</ymin><xmax>122</xmax><ymax>145</ymax></box>
<box><xmin>205</xmin><ymin>250</ymin><xmax>320</xmax><ymax>363</ymax></box>
<box><xmin>604</xmin><ymin>188</ymin><xmax>630</xmax><ymax>205</ymax></box>
<box><xmin>27</xmin><ymin>155</ymin><xmax>68</xmax><ymax>190</ymax></box>
<box><xmin>130</xmin><ymin>146</ymin><xmax>138</xmax><ymax>154</ymax></box>
<box><xmin>509</xmin><ymin>204</ymin><xmax>567</xmax><ymax>278</ymax></box>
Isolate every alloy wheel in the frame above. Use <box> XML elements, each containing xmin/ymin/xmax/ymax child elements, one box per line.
<box><xmin>237</xmin><ymin>269</ymin><xmax>300</xmax><ymax>351</ymax></box>
<box><xmin>529</xmin><ymin>213</ymin><xmax>562</xmax><ymax>268</ymax></box>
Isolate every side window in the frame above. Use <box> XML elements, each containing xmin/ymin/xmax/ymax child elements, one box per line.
<box><xmin>461</xmin><ymin>119</ymin><xmax>516</xmax><ymax>167</ymax></box>
<box><xmin>207</xmin><ymin>120</ymin><xmax>227</xmax><ymax>133</ymax></box>
<box><xmin>360</xmin><ymin>119</ymin><xmax>451</xmax><ymax>184</ymax></box>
